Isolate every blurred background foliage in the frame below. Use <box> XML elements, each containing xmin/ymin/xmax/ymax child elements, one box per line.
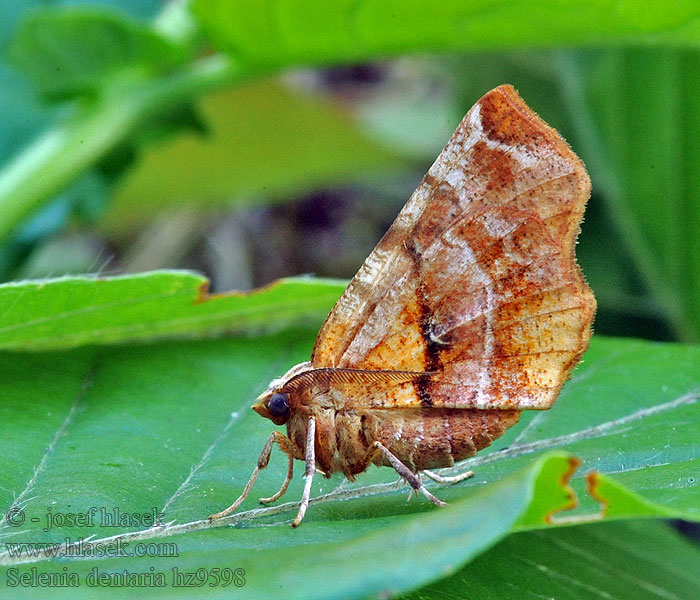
<box><xmin>1</xmin><ymin>0</ymin><xmax>699</xmax><ymax>344</ymax></box>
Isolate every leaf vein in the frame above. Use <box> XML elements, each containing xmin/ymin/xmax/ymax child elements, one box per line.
<box><xmin>1</xmin><ymin>367</ymin><xmax>93</xmax><ymax>529</ymax></box>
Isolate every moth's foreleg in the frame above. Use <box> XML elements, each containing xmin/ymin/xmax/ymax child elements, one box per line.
<box><xmin>291</xmin><ymin>417</ymin><xmax>316</xmax><ymax>528</ymax></box>
<box><xmin>209</xmin><ymin>431</ymin><xmax>299</xmax><ymax>521</ymax></box>
<box><xmin>259</xmin><ymin>434</ymin><xmax>304</xmax><ymax>504</ymax></box>
<box><xmin>371</xmin><ymin>441</ymin><xmax>447</xmax><ymax>507</ymax></box>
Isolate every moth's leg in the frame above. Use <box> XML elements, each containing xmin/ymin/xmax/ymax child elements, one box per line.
<box><xmin>291</xmin><ymin>417</ymin><xmax>316</xmax><ymax>528</ymax></box>
<box><xmin>209</xmin><ymin>431</ymin><xmax>300</xmax><ymax>521</ymax></box>
<box><xmin>259</xmin><ymin>433</ymin><xmax>304</xmax><ymax>504</ymax></box>
<box><xmin>371</xmin><ymin>441</ymin><xmax>446</xmax><ymax>507</ymax></box>
<box><xmin>391</xmin><ymin>476</ymin><xmax>408</xmax><ymax>489</ymax></box>
<box><xmin>422</xmin><ymin>468</ymin><xmax>474</xmax><ymax>484</ymax></box>
<box><xmin>259</xmin><ymin>453</ymin><xmax>293</xmax><ymax>504</ymax></box>
<box><xmin>406</xmin><ymin>472</ymin><xmax>422</xmax><ymax>502</ymax></box>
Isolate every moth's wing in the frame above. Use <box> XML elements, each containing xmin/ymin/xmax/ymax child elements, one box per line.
<box><xmin>311</xmin><ymin>84</ymin><xmax>596</xmax><ymax>410</ymax></box>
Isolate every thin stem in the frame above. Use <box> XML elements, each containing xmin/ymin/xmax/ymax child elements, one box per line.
<box><xmin>0</xmin><ymin>54</ymin><xmax>251</xmax><ymax>243</ymax></box>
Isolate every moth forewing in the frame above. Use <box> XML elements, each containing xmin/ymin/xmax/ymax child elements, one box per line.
<box><xmin>209</xmin><ymin>84</ymin><xmax>595</xmax><ymax>527</ymax></box>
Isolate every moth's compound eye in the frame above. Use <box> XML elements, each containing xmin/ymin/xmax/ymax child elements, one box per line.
<box><xmin>268</xmin><ymin>392</ymin><xmax>290</xmax><ymax>419</ymax></box>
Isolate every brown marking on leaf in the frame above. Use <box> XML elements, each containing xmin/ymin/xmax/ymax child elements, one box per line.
<box><xmin>545</xmin><ymin>456</ymin><xmax>582</xmax><ymax>524</ymax></box>
<box><xmin>193</xmin><ymin>276</ymin><xmax>284</xmax><ymax>305</ymax></box>
<box><xmin>193</xmin><ymin>279</ymin><xmax>211</xmax><ymax>304</ymax></box>
<box><xmin>585</xmin><ymin>471</ymin><xmax>609</xmax><ymax>518</ymax></box>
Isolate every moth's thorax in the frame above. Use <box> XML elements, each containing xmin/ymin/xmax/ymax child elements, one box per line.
<box><xmin>259</xmin><ymin>361</ymin><xmax>313</xmax><ymax>399</ymax></box>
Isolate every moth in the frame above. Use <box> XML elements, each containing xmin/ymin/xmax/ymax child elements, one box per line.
<box><xmin>210</xmin><ymin>84</ymin><xmax>596</xmax><ymax>527</ymax></box>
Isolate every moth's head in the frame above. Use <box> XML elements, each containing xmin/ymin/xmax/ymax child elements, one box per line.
<box><xmin>252</xmin><ymin>361</ymin><xmax>312</xmax><ymax>426</ymax></box>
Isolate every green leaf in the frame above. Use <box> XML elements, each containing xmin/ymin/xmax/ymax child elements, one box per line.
<box><xmin>193</xmin><ymin>0</ymin><xmax>700</xmax><ymax>69</ymax></box>
<box><xmin>400</xmin><ymin>520</ymin><xmax>700</xmax><ymax>600</ymax></box>
<box><xmin>0</xmin><ymin>325</ymin><xmax>698</xmax><ymax>598</ymax></box>
<box><xmin>561</xmin><ymin>48</ymin><xmax>700</xmax><ymax>340</ymax></box>
<box><xmin>7</xmin><ymin>7</ymin><xmax>185</xmax><ymax>99</ymax></box>
<box><xmin>0</xmin><ymin>271</ymin><xmax>346</xmax><ymax>351</ymax></box>
<box><xmin>102</xmin><ymin>80</ymin><xmax>402</xmax><ymax>232</ymax></box>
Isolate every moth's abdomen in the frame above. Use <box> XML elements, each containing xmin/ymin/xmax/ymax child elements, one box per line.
<box><xmin>336</xmin><ymin>408</ymin><xmax>521</xmax><ymax>476</ymax></box>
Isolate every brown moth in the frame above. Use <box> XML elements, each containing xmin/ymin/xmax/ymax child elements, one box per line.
<box><xmin>209</xmin><ymin>84</ymin><xmax>596</xmax><ymax>527</ymax></box>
